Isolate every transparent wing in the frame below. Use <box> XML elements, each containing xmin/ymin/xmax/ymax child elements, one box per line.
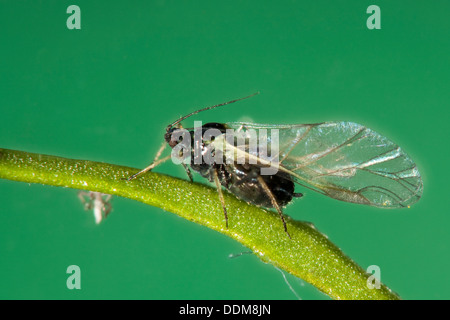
<box><xmin>225</xmin><ymin>121</ymin><xmax>423</xmax><ymax>208</ymax></box>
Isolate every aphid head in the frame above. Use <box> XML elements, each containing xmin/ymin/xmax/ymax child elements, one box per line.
<box><xmin>164</xmin><ymin>126</ymin><xmax>182</xmax><ymax>148</ymax></box>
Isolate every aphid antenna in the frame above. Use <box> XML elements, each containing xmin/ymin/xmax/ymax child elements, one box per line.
<box><xmin>165</xmin><ymin>92</ymin><xmax>260</xmax><ymax>133</ymax></box>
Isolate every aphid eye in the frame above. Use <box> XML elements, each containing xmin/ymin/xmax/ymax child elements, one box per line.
<box><xmin>164</xmin><ymin>128</ymin><xmax>175</xmax><ymax>144</ymax></box>
<box><xmin>165</xmin><ymin>127</ymin><xmax>185</xmax><ymax>147</ymax></box>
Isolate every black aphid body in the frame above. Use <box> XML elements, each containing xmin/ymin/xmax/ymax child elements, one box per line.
<box><xmin>127</xmin><ymin>93</ymin><xmax>303</xmax><ymax>238</ymax></box>
<box><xmin>224</xmin><ymin>163</ymin><xmax>296</xmax><ymax>208</ymax></box>
<box><xmin>128</xmin><ymin>92</ymin><xmax>423</xmax><ymax>239</ymax></box>
<box><xmin>173</xmin><ymin>122</ymin><xmax>298</xmax><ymax>209</ymax></box>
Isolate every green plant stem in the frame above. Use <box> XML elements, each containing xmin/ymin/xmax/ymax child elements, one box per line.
<box><xmin>0</xmin><ymin>148</ymin><xmax>399</xmax><ymax>300</ymax></box>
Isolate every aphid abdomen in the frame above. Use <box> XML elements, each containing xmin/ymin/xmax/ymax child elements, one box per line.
<box><xmin>226</xmin><ymin>164</ymin><xmax>295</xmax><ymax>208</ymax></box>
<box><xmin>261</xmin><ymin>174</ymin><xmax>296</xmax><ymax>207</ymax></box>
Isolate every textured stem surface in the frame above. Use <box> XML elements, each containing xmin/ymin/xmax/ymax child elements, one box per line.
<box><xmin>0</xmin><ymin>148</ymin><xmax>399</xmax><ymax>300</ymax></box>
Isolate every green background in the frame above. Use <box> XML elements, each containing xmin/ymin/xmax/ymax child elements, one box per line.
<box><xmin>1</xmin><ymin>1</ymin><xmax>449</xmax><ymax>299</ymax></box>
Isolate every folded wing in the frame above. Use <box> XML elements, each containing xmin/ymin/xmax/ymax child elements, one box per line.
<box><xmin>226</xmin><ymin>121</ymin><xmax>423</xmax><ymax>208</ymax></box>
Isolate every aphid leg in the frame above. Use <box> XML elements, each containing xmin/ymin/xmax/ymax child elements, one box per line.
<box><xmin>102</xmin><ymin>194</ymin><xmax>113</xmax><ymax>217</ymax></box>
<box><xmin>293</xmin><ymin>192</ymin><xmax>303</xmax><ymax>198</ymax></box>
<box><xmin>182</xmin><ymin>163</ymin><xmax>194</xmax><ymax>182</ymax></box>
<box><xmin>77</xmin><ymin>191</ymin><xmax>93</xmax><ymax>210</ymax></box>
<box><xmin>125</xmin><ymin>142</ymin><xmax>169</xmax><ymax>181</ymax></box>
<box><xmin>213</xmin><ymin>168</ymin><xmax>229</xmax><ymax>229</ymax></box>
<box><xmin>126</xmin><ymin>154</ymin><xmax>171</xmax><ymax>181</ymax></box>
<box><xmin>257</xmin><ymin>176</ymin><xmax>291</xmax><ymax>239</ymax></box>
<box><xmin>103</xmin><ymin>201</ymin><xmax>112</xmax><ymax>217</ymax></box>
<box><xmin>78</xmin><ymin>191</ymin><xmax>113</xmax><ymax>224</ymax></box>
